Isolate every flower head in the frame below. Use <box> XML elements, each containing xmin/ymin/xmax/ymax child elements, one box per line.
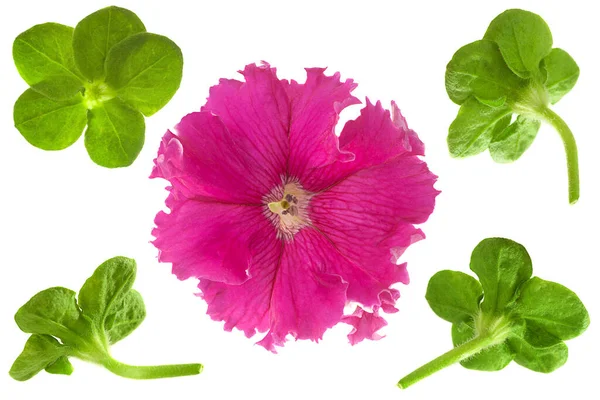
<box><xmin>151</xmin><ymin>63</ymin><xmax>439</xmax><ymax>352</ymax></box>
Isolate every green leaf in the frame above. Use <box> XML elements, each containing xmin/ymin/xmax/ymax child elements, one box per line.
<box><xmin>425</xmin><ymin>270</ymin><xmax>482</xmax><ymax>324</ymax></box>
<box><xmin>9</xmin><ymin>335</ymin><xmax>70</xmax><ymax>381</ymax></box>
<box><xmin>105</xmin><ymin>289</ymin><xmax>146</xmax><ymax>344</ymax></box>
<box><xmin>105</xmin><ymin>32</ymin><xmax>183</xmax><ymax>116</ymax></box>
<box><xmin>448</xmin><ymin>98</ymin><xmax>511</xmax><ymax>157</ymax></box>
<box><xmin>489</xmin><ymin>115</ymin><xmax>541</xmax><ymax>163</ymax></box>
<box><xmin>513</xmin><ymin>277</ymin><xmax>590</xmax><ymax>340</ymax></box>
<box><xmin>491</xmin><ymin>114</ymin><xmax>512</xmax><ymax>141</ymax></box>
<box><xmin>484</xmin><ymin>9</ymin><xmax>553</xmax><ymax>78</ymax></box>
<box><xmin>73</xmin><ymin>6</ymin><xmax>146</xmax><ymax>81</ymax></box>
<box><xmin>84</xmin><ymin>98</ymin><xmax>145</xmax><ymax>167</ymax></box>
<box><xmin>13</xmin><ymin>23</ymin><xmax>83</xmax><ymax>92</ymax></box>
<box><xmin>452</xmin><ymin>321</ymin><xmax>514</xmax><ymax>371</ymax></box>
<box><xmin>542</xmin><ymin>48</ymin><xmax>579</xmax><ymax>104</ymax></box>
<box><xmin>445</xmin><ymin>40</ymin><xmax>525</xmax><ymax>106</ymax></box>
<box><xmin>14</xmin><ymin>89</ymin><xmax>87</xmax><ymax>150</ymax></box>
<box><xmin>78</xmin><ymin>256</ymin><xmax>137</xmax><ymax>330</ymax></box>
<box><xmin>14</xmin><ymin>287</ymin><xmax>87</xmax><ymax>345</ymax></box>
<box><xmin>45</xmin><ymin>356</ymin><xmax>74</xmax><ymax>376</ymax></box>
<box><xmin>470</xmin><ymin>238</ymin><xmax>532</xmax><ymax>315</ymax></box>
<box><xmin>30</xmin><ymin>76</ymin><xmax>83</xmax><ymax>101</ymax></box>
<box><xmin>508</xmin><ymin>324</ymin><xmax>568</xmax><ymax>373</ymax></box>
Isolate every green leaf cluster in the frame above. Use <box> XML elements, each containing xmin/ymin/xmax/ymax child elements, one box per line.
<box><xmin>9</xmin><ymin>257</ymin><xmax>202</xmax><ymax>381</ymax></box>
<box><xmin>426</xmin><ymin>238</ymin><xmax>589</xmax><ymax>373</ymax></box>
<box><xmin>445</xmin><ymin>9</ymin><xmax>581</xmax><ymax>204</ymax></box>
<box><xmin>13</xmin><ymin>6</ymin><xmax>183</xmax><ymax>168</ymax></box>
<box><xmin>446</xmin><ymin>9</ymin><xmax>578</xmax><ymax>160</ymax></box>
<box><xmin>399</xmin><ymin>238</ymin><xmax>589</xmax><ymax>389</ymax></box>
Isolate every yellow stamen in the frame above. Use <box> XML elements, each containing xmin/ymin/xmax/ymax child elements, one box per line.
<box><xmin>268</xmin><ymin>199</ymin><xmax>290</xmax><ymax>213</ymax></box>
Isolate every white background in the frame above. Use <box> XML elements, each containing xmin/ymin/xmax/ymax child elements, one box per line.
<box><xmin>1</xmin><ymin>0</ymin><xmax>598</xmax><ymax>399</ymax></box>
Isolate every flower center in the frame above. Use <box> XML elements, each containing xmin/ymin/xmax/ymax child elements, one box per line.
<box><xmin>264</xmin><ymin>180</ymin><xmax>311</xmax><ymax>240</ymax></box>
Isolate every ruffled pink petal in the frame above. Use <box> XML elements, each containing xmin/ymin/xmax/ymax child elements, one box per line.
<box><xmin>201</xmin><ymin>62</ymin><xmax>290</xmax><ymax>190</ymax></box>
<box><xmin>342</xmin><ymin>306</ymin><xmax>388</xmax><ymax>345</ymax></box>
<box><xmin>378</xmin><ymin>289</ymin><xmax>401</xmax><ymax>314</ymax></box>
<box><xmin>153</xmin><ymin>197</ymin><xmax>268</xmax><ymax>284</ymax></box>
<box><xmin>391</xmin><ymin>100</ymin><xmax>425</xmax><ymax>156</ymax></box>
<box><xmin>302</xmin><ymin>99</ymin><xmax>427</xmax><ymax>192</ymax></box>
<box><xmin>198</xmin><ymin>224</ymin><xmax>280</xmax><ymax>338</ymax></box>
<box><xmin>199</xmin><ymin>228</ymin><xmax>350</xmax><ymax>352</ymax></box>
<box><xmin>285</xmin><ymin>68</ymin><xmax>360</xmax><ymax>181</ymax></box>
<box><xmin>151</xmin><ymin>112</ymin><xmax>276</xmax><ymax>203</ymax></box>
<box><xmin>308</xmin><ymin>156</ymin><xmax>436</xmax><ymax>308</ymax></box>
<box><xmin>304</xmin><ymin>101</ymin><xmax>438</xmax><ymax>320</ymax></box>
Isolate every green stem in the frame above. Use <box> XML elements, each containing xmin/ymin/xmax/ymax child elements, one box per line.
<box><xmin>102</xmin><ymin>358</ymin><xmax>203</xmax><ymax>380</ymax></box>
<box><xmin>537</xmin><ymin>107</ymin><xmax>579</xmax><ymax>204</ymax></box>
<box><xmin>397</xmin><ymin>334</ymin><xmax>499</xmax><ymax>389</ymax></box>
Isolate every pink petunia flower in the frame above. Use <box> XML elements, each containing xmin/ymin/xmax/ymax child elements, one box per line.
<box><xmin>151</xmin><ymin>63</ymin><xmax>439</xmax><ymax>352</ymax></box>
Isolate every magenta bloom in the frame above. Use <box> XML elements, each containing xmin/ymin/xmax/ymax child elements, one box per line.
<box><xmin>151</xmin><ymin>63</ymin><xmax>438</xmax><ymax>352</ymax></box>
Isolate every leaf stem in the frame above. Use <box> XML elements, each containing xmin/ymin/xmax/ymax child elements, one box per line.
<box><xmin>537</xmin><ymin>107</ymin><xmax>579</xmax><ymax>204</ymax></box>
<box><xmin>102</xmin><ymin>358</ymin><xmax>203</xmax><ymax>379</ymax></box>
<box><xmin>397</xmin><ymin>334</ymin><xmax>501</xmax><ymax>389</ymax></box>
